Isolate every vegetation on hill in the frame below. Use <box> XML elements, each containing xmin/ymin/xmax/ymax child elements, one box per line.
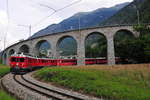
<box><xmin>34</xmin><ymin>64</ymin><xmax>150</xmax><ymax>100</ymax></box>
<box><xmin>138</xmin><ymin>0</ymin><xmax>150</xmax><ymax>23</ymax></box>
<box><xmin>100</xmin><ymin>0</ymin><xmax>150</xmax><ymax>25</ymax></box>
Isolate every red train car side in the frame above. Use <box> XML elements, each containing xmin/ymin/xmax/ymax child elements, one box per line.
<box><xmin>9</xmin><ymin>54</ymin><xmax>122</xmax><ymax>73</ymax></box>
<box><xmin>57</xmin><ymin>59</ymin><xmax>77</xmax><ymax>66</ymax></box>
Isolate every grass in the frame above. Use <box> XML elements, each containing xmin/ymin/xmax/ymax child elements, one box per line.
<box><xmin>0</xmin><ymin>64</ymin><xmax>11</xmax><ymax>78</ymax></box>
<box><xmin>0</xmin><ymin>90</ymin><xmax>16</xmax><ymax>100</ymax></box>
<box><xmin>34</xmin><ymin>64</ymin><xmax>150</xmax><ymax>100</ymax></box>
<box><xmin>0</xmin><ymin>64</ymin><xmax>16</xmax><ymax>100</ymax></box>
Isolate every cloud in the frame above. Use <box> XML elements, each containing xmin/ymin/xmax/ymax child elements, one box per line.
<box><xmin>0</xmin><ymin>10</ymin><xmax>8</xmax><ymax>25</ymax></box>
<box><xmin>0</xmin><ymin>10</ymin><xmax>8</xmax><ymax>50</ymax></box>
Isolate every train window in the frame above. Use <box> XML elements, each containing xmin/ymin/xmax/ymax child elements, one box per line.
<box><xmin>11</xmin><ymin>58</ymin><xmax>16</xmax><ymax>62</ymax></box>
<box><xmin>62</xmin><ymin>60</ymin><xmax>76</xmax><ymax>63</ymax></box>
<box><xmin>20</xmin><ymin>58</ymin><xmax>24</xmax><ymax>62</ymax></box>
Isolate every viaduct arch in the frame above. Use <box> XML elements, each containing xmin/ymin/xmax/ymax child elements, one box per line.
<box><xmin>56</xmin><ymin>35</ymin><xmax>77</xmax><ymax>57</ymax></box>
<box><xmin>85</xmin><ymin>32</ymin><xmax>107</xmax><ymax>58</ymax></box>
<box><xmin>34</xmin><ymin>40</ymin><xmax>51</xmax><ymax>57</ymax></box>
<box><xmin>19</xmin><ymin>44</ymin><xmax>30</xmax><ymax>54</ymax></box>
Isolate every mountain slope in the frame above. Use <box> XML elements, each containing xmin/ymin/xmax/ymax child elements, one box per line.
<box><xmin>100</xmin><ymin>0</ymin><xmax>150</xmax><ymax>25</ymax></box>
<box><xmin>31</xmin><ymin>2</ymin><xmax>129</xmax><ymax>38</ymax></box>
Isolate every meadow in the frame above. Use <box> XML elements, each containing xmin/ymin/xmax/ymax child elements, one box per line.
<box><xmin>34</xmin><ymin>64</ymin><xmax>150</xmax><ymax>100</ymax></box>
<box><xmin>0</xmin><ymin>64</ymin><xmax>16</xmax><ymax>100</ymax></box>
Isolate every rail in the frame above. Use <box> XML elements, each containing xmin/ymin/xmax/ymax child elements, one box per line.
<box><xmin>13</xmin><ymin>74</ymin><xmax>85</xmax><ymax>100</ymax></box>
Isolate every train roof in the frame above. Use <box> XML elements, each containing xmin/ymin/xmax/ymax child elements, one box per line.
<box><xmin>10</xmin><ymin>53</ymin><xmax>52</xmax><ymax>60</ymax></box>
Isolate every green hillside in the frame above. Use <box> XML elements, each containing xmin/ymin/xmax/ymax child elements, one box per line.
<box><xmin>100</xmin><ymin>0</ymin><xmax>150</xmax><ymax>25</ymax></box>
<box><xmin>34</xmin><ymin>65</ymin><xmax>150</xmax><ymax>100</ymax></box>
<box><xmin>140</xmin><ymin>0</ymin><xmax>150</xmax><ymax>23</ymax></box>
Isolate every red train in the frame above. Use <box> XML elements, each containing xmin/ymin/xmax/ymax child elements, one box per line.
<box><xmin>9</xmin><ymin>54</ymin><xmax>121</xmax><ymax>73</ymax></box>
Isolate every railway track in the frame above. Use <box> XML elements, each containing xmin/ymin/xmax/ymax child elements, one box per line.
<box><xmin>13</xmin><ymin>74</ymin><xmax>86</xmax><ymax>100</ymax></box>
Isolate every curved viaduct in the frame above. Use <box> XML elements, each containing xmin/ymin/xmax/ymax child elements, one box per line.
<box><xmin>1</xmin><ymin>25</ymin><xmax>139</xmax><ymax>65</ymax></box>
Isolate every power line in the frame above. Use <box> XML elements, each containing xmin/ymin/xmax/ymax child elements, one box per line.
<box><xmin>57</xmin><ymin>0</ymin><xmax>82</xmax><ymax>11</ymax></box>
<box><xmin>32</xmin><ymin>11</ymin><xmax>56</xmax><ymax>27</ymax></box>
<box><xmin>32</xmin><ymin>0</ymin><xmax>82</xmax><ymax>27</ymax></box>
<box><xmin>6</xmin><ymin>0</ymin><xmax>9</xmax><ymax>22</ymax></box>
<box><xmin>39</xmin><ymin>3</ymin><xmax>57</xmax><ymax>12</ymax></box>
<box><xmin>17</xmin><ymin>24</ymin><xmax>32</xmax><ymax>38</ymax></box>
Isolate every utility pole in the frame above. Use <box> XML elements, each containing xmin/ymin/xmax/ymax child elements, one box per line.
<box><xmin>4</xmin><ymin>33</ymin><xmax>7</xmax><ymax>49</ymax></box>
<box><xmin>134</xmin><ymin>4</ymin><xmax>140</xmax><ymax>25</ymax></box>
<box><xmin>78</xmin><ymin>15</ymin><xmax>81</xmax><ymax>32</ymax></box>
<box><xmin>137</xmin><ymin>8</ymin><xmax>140</xmax><ymax>25</ymax></box>
<box><xmin>29</xmin><ymin>25</ymin><xmax>31</xmax><ymax>37</ymax></box>
<box><xmin>18</xmin><ymin>24</ymin><xmax>32</xmax><ymax>38</ymax></box>
<box><xmin>4</xmin><ymin>0</ymin><xmax>9</xmax><ymax>50</ymax></box>
<box><xmin>0</xmin><ymin>40</ymin><xmax>1</xmax><ymax>52</ymax></box>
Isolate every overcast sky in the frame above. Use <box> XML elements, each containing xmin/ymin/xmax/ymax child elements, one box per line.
<box><xmin>0</xmin><ymin>0</ymin><xmax>133</xmax><ymax>50</ymax></box>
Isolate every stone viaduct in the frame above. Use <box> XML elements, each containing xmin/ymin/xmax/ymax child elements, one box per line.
<box><xmin>1</xmin><ymin>25</ymin><xmax>139</xmax><ymax>65</ymax></box>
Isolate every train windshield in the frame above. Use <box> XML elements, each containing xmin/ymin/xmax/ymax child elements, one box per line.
<box><xmin>11</xmin><ymin>57</ymin><xmax>25</xmax><ymax>62</ymax></box>
<box><xmin>11</xmin><ymin>57</ymin><xmax>16</xmax><ymax>62</ymax></box>
<box><xmin>20</xmin><ymin>58</ymin><xmax>24</xmax><ymax>62</ymax></box>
